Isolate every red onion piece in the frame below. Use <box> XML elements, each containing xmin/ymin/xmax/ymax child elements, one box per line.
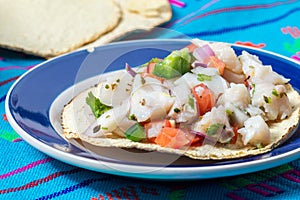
<box><xmin>125</xmin><ymin>63</ymin><xmax>137</xmax><ymax>77</ymax></box>
<box><xmin>190</xmin><ymin>130</ymin><xmax>217</xmax><ymax>145</ymax></box>
<box><xmin>192</xmin><ymin>60</ymin><xmax>208</xmax><ymax>68</ymax></box>
<box><xmin>192</xmin><ymin>44</ymin><xmax>215</xmax><ymax>62</ymax></box>
<box><xmin>202</xmin><ymin>44</ymin><xmax>215</xmax><ymax>56</ymax></box>
<box><xmin>219</xmin><ymin>129</ymin><xmax>235</xmax><ymax>143</ymax></box>
<box><xmin>190</xmin><ymin>130</ymin><xmax>206</xmax><ymax>137</ymax></box>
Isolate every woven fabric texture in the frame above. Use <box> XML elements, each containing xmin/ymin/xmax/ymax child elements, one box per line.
<box><xmin>1</xmin><ymin>0</ymin><xmax>300</xmax><ymax>199</ymax></box>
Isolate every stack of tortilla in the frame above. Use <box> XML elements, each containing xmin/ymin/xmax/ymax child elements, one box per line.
<box><xmin>0</xmin><ymin>0</ymin><xmax>172</xmax><ymax>58</ymax></box>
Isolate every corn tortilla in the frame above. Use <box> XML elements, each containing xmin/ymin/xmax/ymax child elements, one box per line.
<box><xmin>61</xmin><ymin>79</ymin><xmax>300</xmax><ymax>160</ymax></box>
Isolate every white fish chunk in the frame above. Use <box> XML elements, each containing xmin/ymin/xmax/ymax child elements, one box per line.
<box><xmin>238</xmin><ymin>115</ymin><xmax>271</xmax><ymax>146</ymax></box>
<box><xmin>129</xmin><ymin>84</ymin><xmax>175</xmax><ymax>122</ymax></box>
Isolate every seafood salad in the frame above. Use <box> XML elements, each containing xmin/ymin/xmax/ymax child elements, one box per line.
<box><xmin>61</xmin><ymin>39</ymin><xmax>300</xmax><ymax>159</ymax></box>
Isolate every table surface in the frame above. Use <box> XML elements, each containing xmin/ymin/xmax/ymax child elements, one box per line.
<box><xmin>1</xmin><ymin>0</ymin><xmax>300</xmax><ymax>199</ymax></box>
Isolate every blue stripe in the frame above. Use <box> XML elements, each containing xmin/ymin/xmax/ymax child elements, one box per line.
<box><xmin>0</xmin><ymin>95</ymin><xmax>6</xmax><ymax>104</ymax></box>
<box><xmin>36</xmin><ymin>177</ymin><xmax>110</xmax><ymax>200</ymax></box>
<box><xmin>187</xmin><ymin>7</ymin><xmax>300</xmax><ymax>37</ymax></box>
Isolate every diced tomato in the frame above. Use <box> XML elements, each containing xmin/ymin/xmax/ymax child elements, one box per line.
<box><xmin>184</xmin><ymin>43</ymin><xmax>198</xmax><ymax>53</ymax></box>
<box><xmin>148</xmin><ymin>137</ymin><xmax>156</xmax><ymax>143</ymax></box>
<box><xmin>141</xmin><ymin>72</ymin><xmax>165</xmax><ymax>83</ymax></box>
<box><xmin>230</xmin><ymin>124</ymin><xmax>239</xmax><ymax>144</ymax></box>
<box><xmin>154</xmin><ymin>127</ymin><xmax>196</xmax><ymax>149</ymax></box>
<box><xmin>146</xmin><ymin>62</ymin><xmax>157</xmax><ymax>74</ymax></box>
<box><xmin>244</xmin><ymin>79</ymin><xmax>250</xmax><ymax>88</ymax></box>
<box><xmin>204</xmin><ymin>56</ymin><xmax>225</xmax><ymax>75</ymax></box>
<box><xmin>244</xmin><ymin>76</ymin><xmax>252</xmax><ymax>90</ymax></box>
<box><xmin>144</xmin><ymin>120</ymin><xmax>174</xmax><ymax>142</ymax></box>
<box><xmin>164</xmin><ymin>119</ymin><xmax>173</xmax><ymax>128</ymax></box>
<box><xmin>142</xmin><ymin>59</ymin><xmax>165</xmax><ymax>83</ymax></box>
<box><xmin>192</xmin><ymin>83</ymin><xmax>215</xmax><ymax>116</ymax></box>
<box><xmin>190</xmin><ymin>134</ymin><xmax>204</xmax><ymax>147</ymax></box>
<box><xmin>154</xmin><ymin>127</ymin><xmax>177</xmax><ymax>147</ymax></box>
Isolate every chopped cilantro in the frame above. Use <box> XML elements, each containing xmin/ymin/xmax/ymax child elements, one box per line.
<box><xmin>272</xmin><ymin>89</ymin><xmax>279</xmax><ymax>97</ymax></box>
<box><xmin>206</xmin><ymin>123</ymin><xmax>223</xmax><ymax>136</ymax></box>
<box><xmin>251</xmin><ymin>83</ymin><xmax>256</xmax><ymax>95</ymax></box>
<box><xmin>86</xmin><ymin>92</ymin><xmax>112</xmax><ymax>118</ymax></box>
<box><xmin>129</xmin><ymin>114</ymin><xmax>137</xmax><ymax>120</ymax></box>
<box><xmin>263</xmin><ymin>95</ymin><xmax>272</xmax><ymax>104</ymax></box>
<box><xmin>197</xmin><ymin>74</ymin><xmax>212</xmax><ymax>82</ymax></box>
<box><xmin>226</xmin><ymin>109</ymin><xmax>233</xmax><ymax>117</ymax></box>
<box><xmin>174</xmin><ymin>108</ymin><xmax>181</xmax><ymax>113</ymax></box>
<box><xmin>188</xmin><ymin>97</ymin><xmax>195</xmax><ymax>110</ymax></box>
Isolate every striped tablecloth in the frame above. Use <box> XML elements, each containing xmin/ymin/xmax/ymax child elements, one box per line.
<box><xmin>1</xmin><ymin>1</ymin><xmax>300</xmax><ymax>199</ymax></box>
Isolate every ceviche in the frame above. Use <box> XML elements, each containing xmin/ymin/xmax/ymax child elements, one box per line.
<box><xmin>61</xmin><ymin>39</ymin><xmax>300</xmax><ymax>159</ymax></box>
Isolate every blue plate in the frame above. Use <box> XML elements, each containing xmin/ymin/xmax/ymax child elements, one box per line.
<box><xmin>5</xmin><ymin>39</ymin><xmax>300</xmax><ymax>180</ymax></box>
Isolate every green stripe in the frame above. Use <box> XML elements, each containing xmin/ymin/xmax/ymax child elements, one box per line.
<box><xmin>0</xmin><ymin>131</ymin><xmax>20</xmax><ymax>142</ymax></box>
<box><xmin>221</xmin><ymin>164</ymin><xmax>293</xmax><ymax>190</ymax></box>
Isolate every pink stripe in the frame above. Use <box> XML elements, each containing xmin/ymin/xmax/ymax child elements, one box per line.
<box><xmin>0</xmin><ymin>158</ymin><xmax>52</xmax><ymax>180</ymax></box>
<box><xmin>246</xmin><ymin>184</ymin><xmax>272</xmax><ymax>196</ymax></box>
<box><xmin>226</xmin><ymin>192</ymin><xmax>246</xmax><ymax>200</ymax></box>
<box><xmin>292</xmin><ymin>55</ymin><xmax>300</xmax><ymax>62</ymax></box>
<box><xmin>292</xmin><ymin>52</ymin><xmax>300</xmax><ymax>62</ymax></box>
<box><xmin>169</xmin><ymin>0</ymin><xmax>186</xmax><ymax>8</ymax></box>
<box><xmin>0</xmin><ymin>57</ymin><xmax>5</xmax><ymax>61</ymax></box>
<box><xmin>259</xmin><ymin>183</ymin><xmax>283</xmax><ymax>193</ymax></box>
<box><xmin>281</xmin><ymin>26</ymin><xmax>300</xmax><ymax>38</ymax></box>
<box><xmin>183</xmin><ymin>0</ymin><xmax>296</xmax><ymax>25</ymax></box>
<box><xmin>201</xmin><ymin>0</ymin><xmax>219</xmax><ymax>10</ymax></box>
<box><xmin>282</xmin><ymin>169</ymin><xmax>300</xmax><ymax>182</ymax></box>
<box><xmin>12</xmin><ymin>138</ymin><xmax>23</xmax><ymax>142</ymax></box>
<box><xmin>165</xmin><ymin>0</ymin><xmax>218</xmax><ymax>28</ymax></box>
<box><xmin>0</xmin><ymin>65</ymin><xmax>35</xmax><ymax>71</ymax></box>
